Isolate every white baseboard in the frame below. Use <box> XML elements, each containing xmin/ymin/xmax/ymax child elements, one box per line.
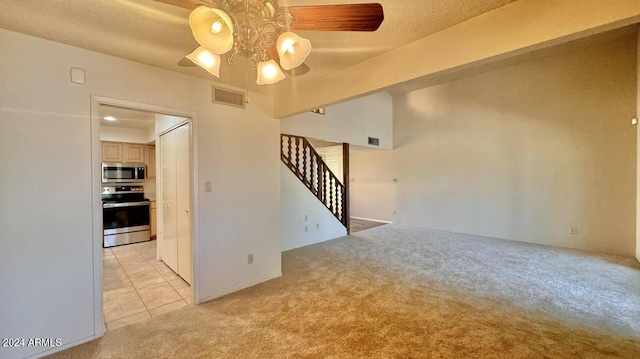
<box><xmin>350</xmin><ymin>216</ymin><xmax>393</xmax><ymax>224</ymax></box>
<box><xmin>281</xmin><ymin>232</ymin><xmax>347</xmax><ymax>252</ymax></box>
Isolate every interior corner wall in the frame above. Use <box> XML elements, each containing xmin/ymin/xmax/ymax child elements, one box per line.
<box><xmin>388</xmin><ymin>32</ymin><xmax>637</xmax><ymax>256</ymax></box>
<box><xmin>0</xmin><ymin>28</ymin><xmax>281</xmax><ymax>359</ymax></box>
<box><xmin>281</xmin><ymin>163</ymin><xmax>347</xmax><ymax>251</ymax></box>
<box><xmin>280</xmin><ymin>92</ymin><xmax>393</xmax><ymax>149</ymax></box>
<box><xmin>349</xmin><ymin>149</ymin><xmax>396</xmax><ymax>222</ymax></box>
<box><xmin>637</xmin><ymin>28</ymin><xmax>640</xmax><ymax>262</ymax></box>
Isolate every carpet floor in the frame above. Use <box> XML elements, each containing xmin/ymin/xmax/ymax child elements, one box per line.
<box><xmin>47</xmin><ymin>225</ymin><xmax>640</xmax><ymax>358</ymax></box>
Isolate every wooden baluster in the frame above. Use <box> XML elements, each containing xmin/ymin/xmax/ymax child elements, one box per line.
<box><xmin>303</xmin><ymin>143</ymin><xmax>308</xmax><ymax>182</ymax></box>
<box><xmin>341</xmin><ymin>186</ymin><xmax>345</xmax><ymax>220</ymax></box>
<box><xmin>336</xmin><ymin>178</ymin><xmax>340</xmax><ymax>216</ymax></box>
<box><xmin>289</xmin><ymin>137</ymin><xmax>298</xmax><ymax>173</ymax></box>
<box><xmin>325</xmin><ymin>172</ymin><xmax>329</xmax><ymax>207</ymax></box>
<box><xmin>284</xmin><ymin>135</ymin><xmax>287</xmax><ymax>160</ymax></box>
<box><xmin>287</xmin><ymin>136</ymin><xmax>292</xmax><ymax>166</ymax></box>
<box><xmin>335</xmin><ymin>178</ymin><xmax>339</xmax><ymax>215</ymax></box>
<box><xmin>323</xmin><ymin>165</ymin><xmax>328</xmax><ymax>205</ymax></box>
<box><xmin>329</xmin><ymin>175</ymin><xmax>334</xmax><ymax>212</ymax></box>
<box><xmin>318</xmin><ymin>162</ymin><xmax>324</xmax><ymax>202</ymax></box>
<box><xmin>312</xmin><ymin>154</ymin><xmax>317</xmax><ymax>193</ymax></box>
<box><xmin>287</xmin><ymin>137</ymin><xmax>292</xmax><ymax>165</ymax></box>
<box><xmin>296</xmin><ymin>138</ymin><xmax>302</xmax><ymax>178</ymax></box>
<box><xmin>308</xmin><ymin>145</ymin><xmax>311</xmax><ymax>185</ymax></box>
<box><xmin>337</xmin><ymin>180</ymin><xmax>341</xmax><ymax>218</ymax></box>
<box><xmin>302</xmin><ymin>142</ymin><xmax>307</xmax><ymax>183</ymax></box>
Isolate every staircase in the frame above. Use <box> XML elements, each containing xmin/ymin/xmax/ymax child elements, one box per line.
<box><xmin>280</xmin><ymin>134</ymin><xmax>350</xmax><ymax>232</ymax></box>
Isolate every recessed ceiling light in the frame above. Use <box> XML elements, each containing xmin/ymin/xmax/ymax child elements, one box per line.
<box><xmin>103</xmin><ymin>116</ymin><xmax>117</xmax><ymax>121</ymax></box>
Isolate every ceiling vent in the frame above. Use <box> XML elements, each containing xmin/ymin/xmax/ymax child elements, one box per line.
<box><xmin>368</xmin><ymin>137</ymin><xmax>380</xmax><ymax>146</ymax></box>
<box><xmin>212</xmin><ymin>86</ymin><xmax>246</xmax><ymax>108</ymax></box>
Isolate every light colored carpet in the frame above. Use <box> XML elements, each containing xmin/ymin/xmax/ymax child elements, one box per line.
<box><xmin>47</xmin><ymin>225</ymin><xmax>640</xmax><ymax>358</ymax></box>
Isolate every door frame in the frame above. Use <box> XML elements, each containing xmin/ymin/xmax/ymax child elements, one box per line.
<box><xmin>90</xmin><ymin>96</ymin><xmax>200</xmax><ymax>338</ymax></box>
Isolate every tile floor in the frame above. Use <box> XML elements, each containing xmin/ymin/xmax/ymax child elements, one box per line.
<box><xmin>103</xmin><ymin>240</ymin><xmax>191</xmax><ymax>330</ymax></box>
<box><xmin>350</xmin><ymin>218</ymin><xmax>388</xmax><ymax>233</ymax></box>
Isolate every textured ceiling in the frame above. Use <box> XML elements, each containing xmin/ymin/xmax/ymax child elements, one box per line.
<box><xmin>100</xmin><ymin>105</ymin><xmax>156</xmax><ymax>129</ymax></box>
<box><xmin>0</xmin><ymin>0</ymin><xmax>517</xmax><ymax>96</ymax></box>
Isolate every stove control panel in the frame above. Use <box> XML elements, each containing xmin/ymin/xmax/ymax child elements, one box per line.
<box><xmin>101</xmin><ymin>186</ymin><xmax>144</xmax><ymax>194</ymax></box>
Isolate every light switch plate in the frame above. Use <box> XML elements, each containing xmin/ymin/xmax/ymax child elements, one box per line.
<box><xmin>70</xmin><ymin>67</ymin><xmax>85</xmax><ymax>84</ymax></box>
<box><xmin>204</xmin><ymin>181</ymin><xmax>212</xmax><ymax>192</ymax></box>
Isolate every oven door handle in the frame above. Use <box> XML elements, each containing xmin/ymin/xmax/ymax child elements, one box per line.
<box><xmin>103</xmin><ymin>201</ymin><xmax>151</xmax><ymax>208</ymax></box>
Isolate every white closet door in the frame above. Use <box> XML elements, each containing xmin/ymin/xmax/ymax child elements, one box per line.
<box><xmin>160</xmin><ymin>129</ymin><xmax>178</xmax><ymax>273</ymax></box>
<box><xmin>175</xmin><ymin>124</ymin><xmax>192</xmax><ymax>284</ymax></box>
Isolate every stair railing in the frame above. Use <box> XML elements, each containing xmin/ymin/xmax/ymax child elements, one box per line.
<box><xmin>281</xmin><ymin>134</ymin><xmax>348</xmax><ymax>229</ymax></box>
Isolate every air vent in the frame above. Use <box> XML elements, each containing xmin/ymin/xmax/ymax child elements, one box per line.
<box><xmin>212</xmin><ymin>86</ymin><xmax>245</xmax><ymax>108</ymax></box>
<box><xmin>368</xmin><ymin>137</ymin><xmax>380</xmax><ymax>146</ymax></box>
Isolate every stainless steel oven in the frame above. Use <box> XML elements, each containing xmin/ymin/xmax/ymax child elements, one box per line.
<box><xmin>102</xmin><ymin>162</ymin><xmax>146</xmax><ymax>183</ymax></box>
<box><xmin>102</xmin><ymin>186</ymin><xmax>150</xmax><ymax>247</ymax></box>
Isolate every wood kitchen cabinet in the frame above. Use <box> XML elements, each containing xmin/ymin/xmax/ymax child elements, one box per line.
<box><xmin>101</xmin><ymin>142</ymin><xmax>123</xmax><ymax>162</ymax></box>
<box><xmin>150</xmin><ymin>201</ymin><xmax>157</xmax><ymax>239</ymax></box>
<box><xmin>123</xmin><ymin>143</ymin><xmax>145</xmax><ymax>163</ymax></box>
<box><xmin>101</xmin><ymin>142</ymin><xmax>146</xmax><ymax>163</ymax></box>
<box><xmin>145</xmin><ymin>145</ymin><xmax>156</xmax><ymax>178</ymax></box>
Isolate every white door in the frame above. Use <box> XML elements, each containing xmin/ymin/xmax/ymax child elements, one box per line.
<box><xmin>160</xmin><ymin>123</ymin><xmax>192</xmax><ymax>284</ymax></box>
<box><xmin>160</xmin><ymin>129</ymin><xmax>178</xmax><ymax>273</ymax></box>
<box><xmin>176</xmin><ymin>124</ymin><xmax>192</xmax><ymax>284</ymax></box>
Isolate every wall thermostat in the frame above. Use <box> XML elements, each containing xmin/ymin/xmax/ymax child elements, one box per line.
<box><xmin>70</xmin><ymin>67</ymin><xmax>85</xmax><ymax>84</ymax></box>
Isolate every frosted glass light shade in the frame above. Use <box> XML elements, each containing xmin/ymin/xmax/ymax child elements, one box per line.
<box><xmin>186</xmin><ymin>46</ymin><xmax>221</xmax><ymax>78</ymax></box>
<box><xmin>256</xmin><ymin>60</ymin><xmax>285</xmax><ymax>85</ymax></box>
<box><xmin>276</xmin><ymin>32</ymin><xmax>311</xmax><ymax>70</ymax></box>
<box><xmin>189</xmin><ymin>6</ymin><xmax>234</xmax><ymax>54</ymax></box>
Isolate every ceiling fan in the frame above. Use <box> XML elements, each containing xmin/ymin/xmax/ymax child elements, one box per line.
<box><xmin>155</xmin><ymin>0</ymin><xmax>384</xmax><ymax>85</ymax></box>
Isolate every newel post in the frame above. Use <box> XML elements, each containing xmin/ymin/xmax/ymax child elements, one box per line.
<box><xmin>342</xmin><ymin>142</ymin><xmax>350</xmax><ymax>234</ymax></box>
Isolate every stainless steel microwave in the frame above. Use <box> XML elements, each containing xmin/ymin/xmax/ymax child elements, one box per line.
<box><xmin>102</xmin><ymin>162</ymin><xmax>146</xmax><ymax>183</ymax></box>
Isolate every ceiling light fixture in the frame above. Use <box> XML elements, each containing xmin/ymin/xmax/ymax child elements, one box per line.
<box><xmin>103</xmin><ymin>116</ymin><xmax>117</xmax><ymax>121</ymax></box>
<box><xmin>187</xmin><ymin>0</ymin><xmax>312</xmax><ymax>85</ymax></box>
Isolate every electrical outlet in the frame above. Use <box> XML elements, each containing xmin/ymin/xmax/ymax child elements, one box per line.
<box><xmin>570</xmin><ymin>227</ymin><xmax>578</xmax><ymax>235</ymax></box>
<box><xmin>304</xmin><ymin>214</ymin><xmax>308</xmax><ymax>221</ymax></box>
<box><xmin>247</xmin><ymin>253</ymin><xmax>253</xmax><ymax>264</ymax></box>
<box><xmin>316</xmin><ymin>223</ymin><xmax>319</xmax><ymax>229</ymax></box>
<box><xmin>304</xmin><ymin>225</ymin><xmax>308</xmax><ymax>232</ymax></box>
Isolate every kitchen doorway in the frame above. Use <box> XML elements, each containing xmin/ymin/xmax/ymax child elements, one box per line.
<box><xmin>90</xmin><ymin>96</ymin><xmax>198</xmax><ymax>336</ymax></box>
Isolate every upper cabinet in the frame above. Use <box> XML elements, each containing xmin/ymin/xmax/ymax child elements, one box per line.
<box><xmin>145</xmin><ymin>145</ymin><xmax>156</xmax><ymax>178</ymax></box>
<box><xmin>123</xmin><ymin>144</ymin><xmax>145</xmax><ymax>163</ymax></box>
<box><xmin>101</xmin><ymin>142</ymin><xmax>147</xmax><ymax>163</ymax></box>
<box><xmin>102</xmin><ymin>142</ymin><xmax>123</xmax><ymax>162</ymax></box>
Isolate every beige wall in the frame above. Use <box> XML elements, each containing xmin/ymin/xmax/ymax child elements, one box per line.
<box><xmin>0</xmin><ymin>28</ymin><xmax>281</xmax><ymax>359</ymax></box>
<box><xmin>637</xmin><ymin>30</ymin><xmax>640</xmax><ymax>261</ymax></box>
<box><xmin>281</xmin><ymin>163</ymin><xmax>347</xmax><ymax>251</ymax></box>
<box><xmin>350</xmin><ymin>149</ymin><xmax>396</xmax><ymax>222</ymax></box>
<box><xmin>275</xmin><ymin>0</ymin><xmax>640</xmax><ymax>117</ymax></box>
<box><xmin>353</xmin><ymin>32</ymin><xmax>637</xmax><ymax>255</ymax></box>
<box><xmin>99</xmin><ymin>125</ymin><xmax>151</xmax><ymax>144</ymax></box>
<box><xmin>281</xmin><ymin>92</ymin><xmax>393</xmax><ymax>149</ymax></box>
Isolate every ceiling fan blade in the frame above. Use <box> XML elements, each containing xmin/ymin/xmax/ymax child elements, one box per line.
<box><xmin>177</xmin><ymin>57</ymin><xmax>196</xmax><ymax>67</ymax></box>
<box><xmin>284</xmin><ymin>3</ymin><xmax>384</xmax><ymax>32</ymax></box>
<box><xmin>284</xmin><ymin>63</ymin><xmax>310</xmax><ymax>77</ymax></box>
<box><xmin>156</xmin><ymin>1</ymin><xmax>384</xmax><ymax>31</ymax></box>
<box><xmin>154</xmin><ymin>0</ymin><xmax>202</xmax><ymax>10</ymax></box>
